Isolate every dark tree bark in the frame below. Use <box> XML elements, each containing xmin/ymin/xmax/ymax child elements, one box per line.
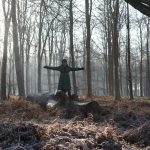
<box><xmin>146</xmin><ymin>19</ymin><xmax>150</xmax><ymax>96</ymax></box>
<box><xmin>112</xmin><ymin>0</ymin><xmax>120</xmax><ymax>100</ymax></box>
<box><xmin>47</xmin><ymin>31</ymin><xmax>54</xmax><ymax>91</ymax></box>
<box><xmin>1</xmin><ymin>0</ymin><xmax>11</xmax><ymax>100</ymax></box>
<box><xmin>85</xmin><ymin>0</ymin><xmax>92</xmax><ymax>97</ymax></box>
<box><xmin>38</xmin><ymin>0</ymin><xmax>44</xmax><ymax>93</ymax></box>
<box><xmin>127</xmin><ymin>3</ymin><xmax>133</xmax><ymax>100</ymax></box>
<box><xmin>139</xmin><ymin>23</ymin><xmax>143</xmax><ymax>97</ymax></box>
<box><xmin>107</xmin><ymin>0</ymin><xmax>114</xmax><ymax>96</ymax></box>
<box><xmin>69</xmin><ymin>0</ymin><xmax>77</xmax><ymax>95</ymax></box>
<box><xmin>11</xmin><ymin>0</ymin><xmax>25</xmax><ymax>96</ymax></box>
<box><xmin>17</xmin><ymin>0</ymin><xmax>27</xmax><ymax>95</ymax></box>
<box><xmin>126</xmin><ymin>48</ymin><xmax>129</xmax><ymax>96</ymax></box>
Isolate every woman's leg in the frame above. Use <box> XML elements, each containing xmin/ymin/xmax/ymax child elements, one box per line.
<box><xmin>68</xmin><ymin>90</ymin><xmax>71</xmax><ymax>97</ymax></box>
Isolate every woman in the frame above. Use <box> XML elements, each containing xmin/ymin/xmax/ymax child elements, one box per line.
<box><xmin>44</xmin><ymin>59</ymin><xmax>84</xmax><ymax>96</ymax></box>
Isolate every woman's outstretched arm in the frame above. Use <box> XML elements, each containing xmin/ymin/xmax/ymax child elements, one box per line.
<box><xmin>70</xmin><ymin>67</ymin><xmax>84</xmax><ymax>71</ymax></box>
<box><xmin>43</xmin><ymin>66</ymin><xmax>60</xmax><ymax>71</ymax></box>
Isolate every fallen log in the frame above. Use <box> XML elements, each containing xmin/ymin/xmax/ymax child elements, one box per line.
<box><xmin>26</xmin><ymin>92</ymin><xmax>58</xmax><ymax>109</ymax></box>
<box><xmin>27</xmin><ymin>91</ymin><xmax>102</xmax><ymax>118</ymax></box>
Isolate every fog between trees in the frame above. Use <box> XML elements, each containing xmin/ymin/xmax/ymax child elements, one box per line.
<box><xmin>0</xmin><ymin>0</ymin><xmax>149</xmax><ymax>100</ymax></box>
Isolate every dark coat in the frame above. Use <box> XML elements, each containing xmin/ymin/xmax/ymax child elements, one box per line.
<box><xmin>44</xmin><ymin>65</ymin><xmax>84</xmax><ymax>91</ymax></box>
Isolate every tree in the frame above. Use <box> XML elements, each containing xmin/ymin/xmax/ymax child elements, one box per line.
<box><xmin>1</xmin><ymin>0</ymin><xmax>12</xmax><ymax>100</ymax></box>
<box><xmin>146</xmin><ymin>19</ymin><xmax>150</xmax><ymax>96</ymax></box>
<box><xmin>112</xmin><ymin>0</ymin><xmax>120</xmax><ymax>100</ymax></box>
<box><xmin>85</xmin><ymin>0</ymin><xmax>92</xmax><ymax>97</ymax></box>
<box><xmin>11</xmin><ymin>0</ymin><xmax>25</xmax><ymax>96</ymax></box>
<box><xmin>126</xmin><ymin>3</ymin><xmax>133</xmax><ymax>100</ymax></box>
<box><xmin>38</xmin><ymin>0</ymin><xmax>44</xmax><ymax>93</ymax></box>
<box><xmin>17</xmin><ymin>0</ymin><xmax>28</xmax><ymax>95</ymax></box>
<box><xmin>139</xmin><ymin>20</ymin><xmax>143</xmax><ymax>97</ymax></box>
<box><xmin>69</xmin><ymin>0</ymin><xmax>77</xmax><ymax>95</ymax></box>
<box><xmin>107</xmin><ymin>0</ymin><xmax>114</xmax><ymax>96</ymax></box>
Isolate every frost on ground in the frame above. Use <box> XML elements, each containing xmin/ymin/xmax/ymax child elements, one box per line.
<box><xmin>0</xmin><ymin>96</ymin><xmax>149</xmax><ymax>150</ymax></box>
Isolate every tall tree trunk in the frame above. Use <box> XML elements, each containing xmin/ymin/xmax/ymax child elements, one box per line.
<box><xmin>17</xmin><ymin>0</ymin><xmax>27</xmax><ymax>95</ymax></box>
<box><xmin>85</xmin><ymin>0</ymin><xmax>92</xmax><ymax>97</ymax></box>
<box><xmin>127</xmin><ymin>3</ymin><xmax>133</xmax><ymax>100</ymax></box>
<box><xmin>126</xmin><ymin>48</ymin><xmax>129</xmax><ymax>96</ymax></box>
<box><xmin>1</xmin><ymin>20</ymin><xmax>11</xmax><ymax>100</ymax></box>
<box><xmin>12</xmin><ymin>0</ymin><xmax>25</xmax><ymax>96</ymax></box>
<box><xmin>26</xmin><ymin>27</ymin><xmax>31</xmax><ymax>95</ymax></box>
<box><xmin>107</xmin><ymin>0</ymin><xmax>114</xmax><ymax>96</ymax></box>
<box><xmin>112</xmin><ymin>0</ymin><xmax>120</xmax><ymax>100</ymax></box>
<box><xmin>83</xmin><ymin>27</ymin><xmax>87</xmax><ymax>95</ymax></box>
<box><xmin>8</xmin><ymin>54</ymin><xmax>13</xmax><ymax>97</ymax></box>
<box><xmin>47</xmin><ymin>33</ymin><xmax>53</xmax><ymax>91</ymax></box>
<box><xmin>139</xmin><ymin>23</ymin><xmax>143</xmax><ymax>97</ymax></box>
<box><xmin>119</xmin><ymin>65</ymin><xmax>123</xmax><ymax>95</ymax></box>
<box><xmin>69</xmin><ymin>0</ymin><xmax>77</xmax><ymax>95</ymax></box>
<box><xmin>1</xmin><ymin>0</ymin><xmax>11</xmax><ymax>100</ymax></box>
<box><xmin>146</xmin><ymin>19</ymin><xmax>150</xmax><ymax>96</ymax></box>
<box><xmin>38</xmin><ymin>0</ymin><xmax>44</xmax><ymax>93</ymax></box>
<box><xmin>134</xmin><ymin>67</ymin><xmax>137</xmax><ymax>96</ymax></box>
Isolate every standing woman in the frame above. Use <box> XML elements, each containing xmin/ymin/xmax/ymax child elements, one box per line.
<box><xmin>44</xmin><ymin>59</ymin><xmax>84</xmax><ymax>96</ymax></box>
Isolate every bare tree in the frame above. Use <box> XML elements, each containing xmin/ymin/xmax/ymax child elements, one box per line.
<box><xmin>11</xmin><ymin>0</ymin><xmax>25</xmax><ymax>96</ymax></box>
<box><xmin>38</xmin><ymin>0</ymin><xmax>45</xmax><ymax>93</ymax></box>
<box><xmin>146</xmin><ymin>19</ymin><xmax>150</xmax><ymax>96</ymax></box>
<box><xmin>107</xmin><ymin>0</ymin><xmax>114</xmax><ymax>96</ymax></box>
<box><xmin>1</xmin><ymin>0</ymin><xmax>12</xmax><ymax>100</ymax></box>
<box><xmin>139</xmin><ymin>21</ymin><xmax>143</xmax><ymax>97</ymax></box>
<box><xmin>126</xmin><ymin>3</ymin><xmax>133</xmax><ymax>100</ymax></box>
<box><xmin>112</xmin><ymin>0</ymin><xmax>120</xmax><ymax>100</ymax></box>
<box><xmin>85</xmin><ymin>0</ymin><xmax>92</xmax><ymax>97</ymax></box>
<box><xmin>17</xmin><ymin>0</ymin><xmax>28</xmax><ymax>95</ymax></box>
<box><xmin>69</xmin><ymin>0</ymin><xmax>77</xmax><ymax>95</ymax></box>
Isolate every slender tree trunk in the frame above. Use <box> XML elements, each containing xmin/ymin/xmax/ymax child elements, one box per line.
<box><xmin>146</xmin><ymin>19</ymin><xmax>150</xmax><ymax>96</ymax></box>
<box><xmin>12</xmin><ymin>53</ymin><xmax>16</xmax><ymax>95</ymax></box>
<box><xmin>134</xmin><ymin>60</ymin><xmax>138</xmax><ymax>96</ymax></box>
<box><xmin>1</xmin><ymin>0</ymin><xmax>11</xmax><ymax>100</ymax></box>
<box><xmin>139</xmin><ymin>23</ymin><xmax>143</xmax><ymax>97</ymax></box>
<box><xmin>83</xmin><ymin>27</ymin><xmax>87</xmax><ymax>95</ymax></box>
<box><xmin>127</xmin><ymin>3</ymin><xmax>133</xmax><ymax>100</ymax></box>
<box><xmin>126</xmin><ymin>49</ymin><xmax>129</xmax><ymax>96</ymax></box>
<box><xmin>8</xmin><ymin>54</ymin><xmax>13</xmax><ymax>97</ymax></box>
<box><xmin>17</xmin><ymin>0</ymin><xmax>27</xmax><ymax>95</ymax></box>
<box><xmin>1</xmin><ymin>20</ymin><xmax>11</xmax><ymax>100</ymax></box>
<box><xmin>26</xmin><ymin>34</ymin><xmax>30</xmax><ymax>95</ymax></box>
<box><xmin>107</xmin><ymin>0</ymin><xmax>114</xmax><ymax>96</ymax></box>
<box><xmin>85</xmin><ymin>0</ymin><xmax>92</xmax><ymax>97</ymax></box>
<box><xmin>38</xmin><ymin>0</ymin><xmax>44</xmax><ymax>93</ymax></box>
<box><xmin>12</xmin><ymin>0</ymin><xmax>25</xmax><ymax>96</ymax></box>
<box><xmin>119</xmin><ymin>65</ymin><xmax>123</xmax><ymax>95</ymax></box>
<box><xmin>103</xmin><ymin>1</ymin><xmax>108</xmax><ymax>95</ymax></box>
<box><xmin>69</xmin><ymin>0</ymin><xmax>77</xmax><ymax>95</ymax></box>
<box><xmin>47</xmin><ymin>34</ymin><xmax>53</xmax><ymax>91</ymax></box>
<box><xmin>112</xmin><ymin>0</ymin><xmax>120</xmax><ymax>100</ymax></box>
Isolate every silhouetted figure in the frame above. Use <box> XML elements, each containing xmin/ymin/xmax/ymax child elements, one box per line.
<box><xmin>44</xmin><ymin>59</ymin><xmax>84</xmax><ymax>96</ymax></box>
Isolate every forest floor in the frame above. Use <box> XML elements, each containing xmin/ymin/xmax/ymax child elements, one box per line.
<box><xmin>0</xmin><ymin>96</ymin><xmax>150</xmax><ymax>150</ymax></box>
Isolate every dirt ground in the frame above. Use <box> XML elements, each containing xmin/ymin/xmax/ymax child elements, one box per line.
<box><xmin>0</xmin><ymin>96</ymin><xmax>149</xmax><ymax>150</ymax></box>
